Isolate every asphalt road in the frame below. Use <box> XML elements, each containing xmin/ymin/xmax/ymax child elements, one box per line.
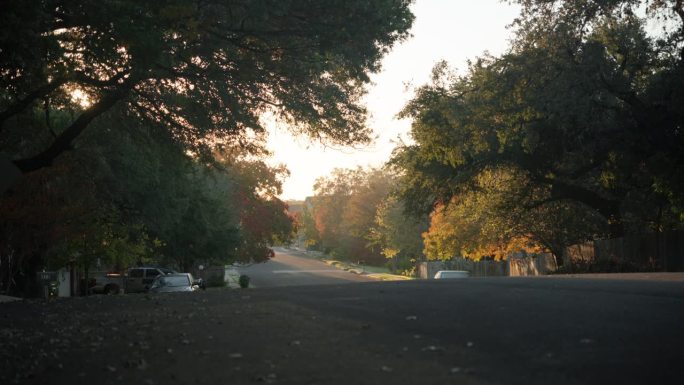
<box><xmin>236</xmin><ymin>247</ymin><xmax>375</xmax><ymax>287</ymax></box>
<box><xmin>1</xmin><ymin>274</ymin><xmax>683</xmax><ymax>384</ymax></box>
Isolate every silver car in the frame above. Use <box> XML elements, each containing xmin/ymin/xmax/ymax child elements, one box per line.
<box><xmin>125</xmin><ymin>267</ymin><xmax>176</xmax><ymax>293</ymax></box>
<box><xmin>148</xmin><ymin>273</ymin><xmax>199</xmax><ymax>293</ymax></box>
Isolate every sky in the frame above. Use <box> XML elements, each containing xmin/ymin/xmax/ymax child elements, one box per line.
<box><xmin>266</xmin><ymin>0</ymin><xmax>522</xmax><ymax>201</ymax></box>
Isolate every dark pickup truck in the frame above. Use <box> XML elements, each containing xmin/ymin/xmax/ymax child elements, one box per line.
<box><xmin>90</xmin><ymin>267</ymin><xmax>204</xmax><ymax>294</ymax></box>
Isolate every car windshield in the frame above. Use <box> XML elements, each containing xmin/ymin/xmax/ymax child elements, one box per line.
<box><xmin>156</xmin><ymin>276</ymin><xmax>189</xmax><ymax>287</ymax></box>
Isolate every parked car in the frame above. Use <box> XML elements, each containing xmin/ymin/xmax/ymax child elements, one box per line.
<box><xmin>125</xmin><ymin>267</ymin><xmax>177</xmax><ymax>293</ymax></box>
<box><xmin>148</xmin><ymin>273</ymin><xmax>199</xmax><ymax>293</ymax></box>
<box><xmin>434</xmin><ymin>270</ymin><xmax>470</xmax><ymax>279</ymax></box>
<box><xmin>89</xmin><ymin>272</ymin><xmax>125</xmax><ymax>295</ymax></box>
<box><xmin>193</xmin><ymin>277</ymin><xmax>206</xmax><ymax>290</ymax></box>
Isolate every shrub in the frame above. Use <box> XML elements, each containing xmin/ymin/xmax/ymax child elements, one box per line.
<box><xmin>238</xmin><ymin>274</ymin><xmax>250</xmax><ymax>288</ymax></box>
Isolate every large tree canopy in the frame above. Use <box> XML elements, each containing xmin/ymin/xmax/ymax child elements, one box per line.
<box><xmin>392</xmin><ymin>0</ymin><xmax>684</xmax><ymax>257</ymax></box>
<box><xmin>0</xmin><ymin>107</ymin><xmax>295</xmax><ymax>294</ymax></box>
<box><xmin>368</xmin><ymin>194</ymin><xmax>427</xmax><ymax>272</ymax></box>
<box><xmin>301</xmin><ymin>167</ymin><xmax>396</xmax><ymax>265</ymax></box>
<box><xmin>0</xmin><ymin>0</ymin><xmax>414</xmax><ymax>173</ymax></box>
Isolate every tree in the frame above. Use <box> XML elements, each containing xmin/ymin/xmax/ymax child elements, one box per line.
<box><xmin>299</xmin><ymin>200</ymin><xmax>321</xmax><ymax>250</ymax></box>
<box><xmin>419</xmin><ymin>167</ymin><xmax>603</xmax><ymax>262</ymax></box>
<box><xmin>1</xmin><ymin>0</ymin><xmax>414</xmax><ymax>173</ymax></box>
<box><xmin>393</xmin><ymin>0</ymin><xmax>684</xmax><ymax>255</ymax></box>
<box><xmin>0</xmin><ymin>111</ymin><xmax>162</xmax><ymax>294</ymax></box>
<box><xmin>152</xmin><ymin>166</ymin><xmax>241</xmax><ymax>272</ymax></box>
<box><xmin>369</xmin><ymin>195</ymin><xmax>428</xmax><ymax>273</ymax></box>
<box><xmin>0</xmin><ymin>104</ymin><xmax>297</xmax><ymax>294</ymax></box>
<box><xmin>309</xmin><ymin>168</ymin><xmax>360</xmax><ymax>255</ymax></box>
<box><xmin>302</xmin><ymin>167</ymin><xmax>395</xmax><ymax>265</ymax></box>
<box><xmin>220</xmin><ymin>154</ymin><xmax>295</xmax><ymax>262</ymax></box>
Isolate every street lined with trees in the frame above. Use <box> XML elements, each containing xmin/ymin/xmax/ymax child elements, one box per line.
<box><xmin>3</xmin><ymin>0</ymin><xmax>684</xmax><ymax>294</ymax></box>
<box><xmin>2</xmin><ymin>1</ymin><xmax>684</xmax><ymax>384</ymax></box>
<box><xmin>299</xmin><ymin>167</ymin><xmax>426</xmax><ymax>274</ymax></box>
<box><xmin>303</xmin><ymin>0</ymin><xmax>684</xmax><ymax>272</ymax></box>
<box><xmin>0</xmin><ymin>0</ymin><xmax>414</xmax><ymax>296</ymax></box>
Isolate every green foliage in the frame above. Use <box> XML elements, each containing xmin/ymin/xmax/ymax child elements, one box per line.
<box><xmin>153</xmin><ymin>165</ymin><xmax>241</xmax><ymax>272</ymax></box>
<box><xmin>300</xmin><ymin>203</ymin><xmax>321</xmax><ymax>249</ymax></box>
<box><xmin>216</xmin><ymin>154</ymin><xmax>294</xmax><ymax>263</ymax></box>
<box><xmin>300</xmin><ymin>167</ymin><xmax>427</xmax><ymax>268</ymax></box>
<box><xmin>0</xmin><ymin>105</ymin><xmax>295</xmax><ymax>294</ymax></box>
<box><xmin>238</xmin><ymin>274</ymin><xmax>250</xmax><ymax>289</ymax></box>
<box><xmin>369</xmin><ymin>195</ymin><xmax>428</xmax><ymax>271</ymax></box>
<box><xmin>0</xmin><ymin>0</ymin><xmax>412</xmax><ymax>296</ymax></box>
<box><xmin>300</xmin><ymin>167</ymin><xmax>394</xmax><ymax>265</ymax></box>
<box><xmin>0</xmin><ymin>0</ymin><xmax>414</xmax><ymax>173</ymax></box>
<box><xmin>393</xmin><ymin>0</ymin><xmax>684</xmax><ymax>261</ymax></box>
<box><xmin>419</xmin><ymin>168</ymin><xmax>606</xmax><ymax>261</ymax></box>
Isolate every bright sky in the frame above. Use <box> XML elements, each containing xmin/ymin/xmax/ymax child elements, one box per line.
<box><xmin>266</xmin><ymin>0</ymin><xmax>521</xmax><ymax>201</ymax></box>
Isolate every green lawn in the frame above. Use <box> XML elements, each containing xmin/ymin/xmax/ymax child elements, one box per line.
<box><xmin>322</xmin><ymin>259</ymin><xmax>414</xmax><ymax>281</ymax></box>
<box><xmin>285</xmin><ymin>247</ymin><xmax>414</xmax><ymax>281</ymax></box>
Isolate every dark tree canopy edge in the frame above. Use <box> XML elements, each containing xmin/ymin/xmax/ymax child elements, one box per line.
<box><xmin>0</xmin><ymin>0</ymin><xmax>415</xmax><ymax>173</ymax></box>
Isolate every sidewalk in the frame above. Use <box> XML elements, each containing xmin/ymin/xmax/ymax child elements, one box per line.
<box><xmin>0</xmin><ymin>294</ymin><xmax>21</xmax><ymax>303</ymax></box>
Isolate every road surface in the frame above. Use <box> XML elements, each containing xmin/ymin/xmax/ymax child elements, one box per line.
<box><xmin>236</xmin><ymin>247</ymin><xmax>375</xmax><ymax>287</ymax></box>
<box><xmin>2</xmin><ymin>275</ymin><xmax>683</xmax><ymax>384</ymax></box>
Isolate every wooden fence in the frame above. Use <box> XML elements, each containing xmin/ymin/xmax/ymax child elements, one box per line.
<box><xmin>418</xmin><ymin>253</ymin><xmax>557</xmax><ymax>279</ymax></box>
<box><xmin>563</xmin><ymin>230</ymin><xmax>684</xmax><ymax>272</ymax></box>
<box><xmin>418</xmin><ymin>230</ymin><xmax>684</xmax><ymax>278</ymax></box>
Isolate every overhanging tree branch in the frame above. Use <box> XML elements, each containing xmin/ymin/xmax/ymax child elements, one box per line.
<box><xmin>0</xmin><ymin>78</ymin><xmax>67</xmax><ymax>130</ymax></box>
<box><xmin>545</xmin><ymin>178</ymin><xmax>623</xmax><ymax>236</ymax></box>
<box><xmin>0</xmin><ymin>71</ymin><xmax>128</xmax><ymax>132</ymax></box>
<box><xmin>12</xmin><ymin>80</ymin><xmax>135</xmax><ymax>173</ymax></box>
